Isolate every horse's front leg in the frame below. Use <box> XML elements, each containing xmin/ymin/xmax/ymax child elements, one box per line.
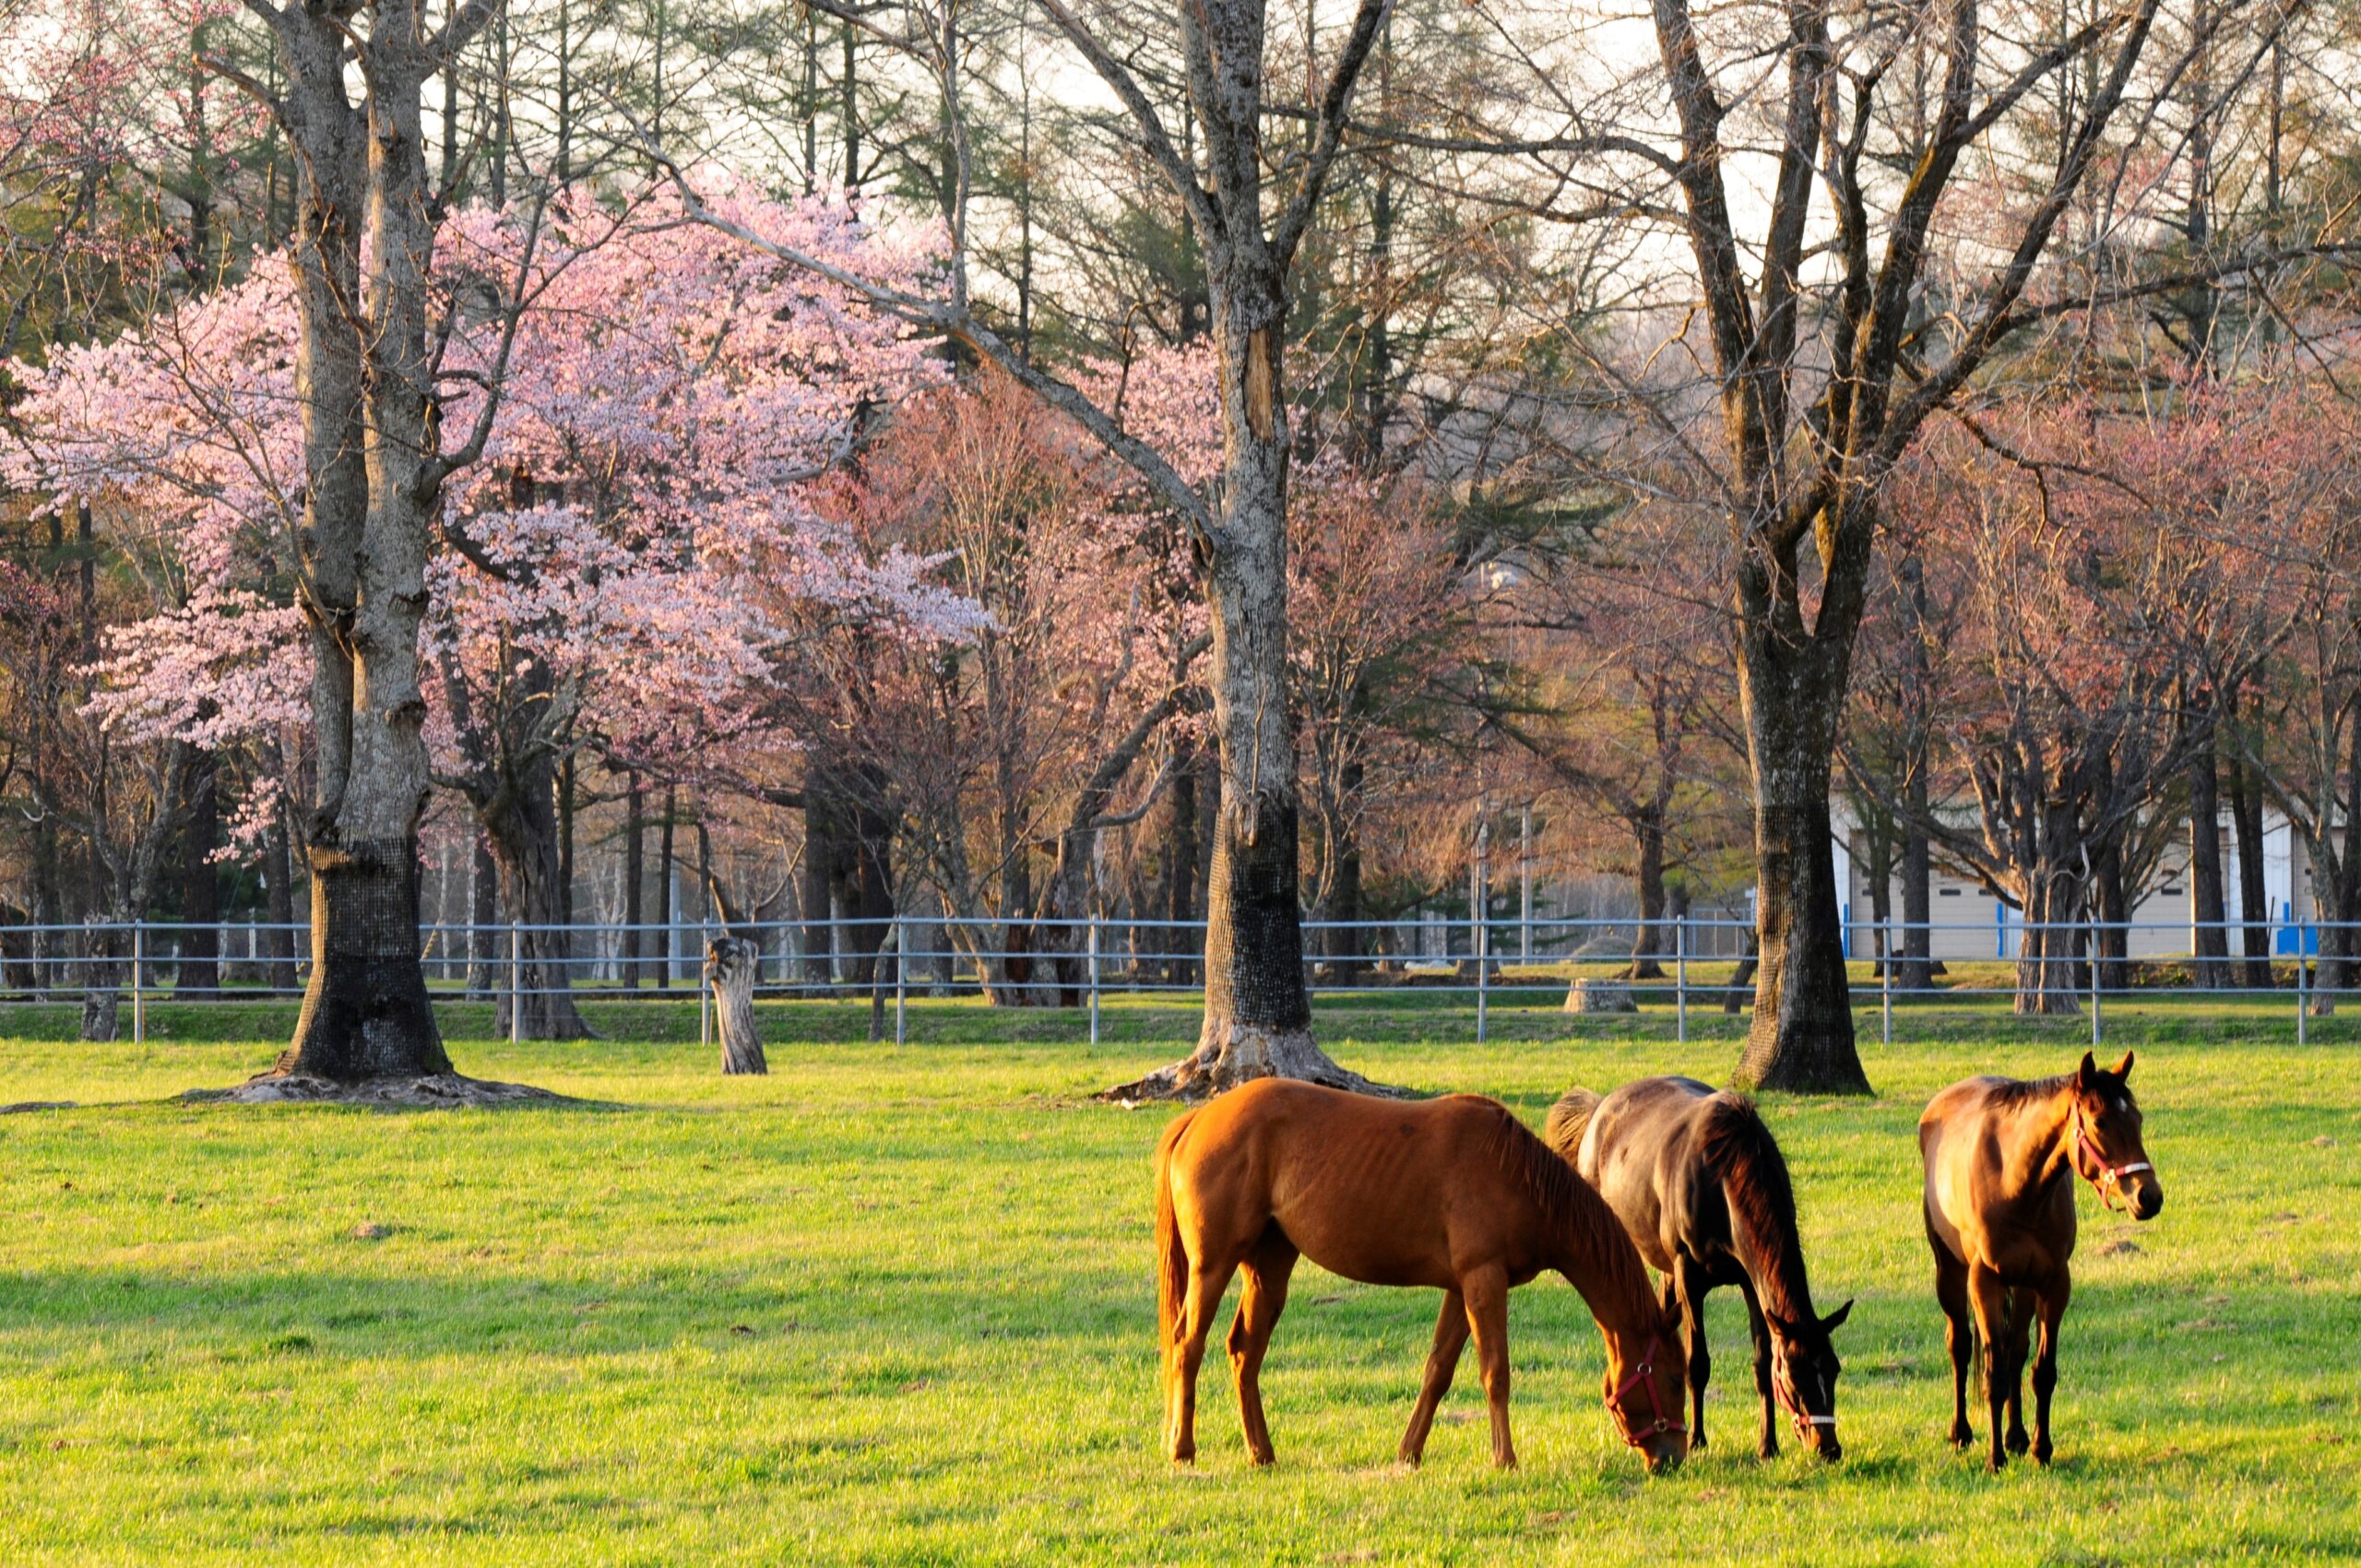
<box><xmin>1967</xmin><ymin>1262</ymin><xmax>2011</xmax><ymax>1472</ymax></box>
<box><xmin>1460</xmin><ymin>1265</ymin><xmax>1517</xmax><ymax>1469</ymax></box>
<box><xmin>1738</xmin><ymin>1277</ymin><xmax>1778</xmax><ymax>1460</ymax></box>
<box><xmin>2001</xmin><ymin>1287</ymin><xmax>2034</xmax><ymax>1457</ymax></box>
<box><xmin>2030</xmin><ymin>1269</ymin><xmax>2070</xmax><ymax>1467</ymax></box>
<box><xmin>1675</xmin><ymin>1255</ymin><xmax>1714</xmax><ymax>1452</ymax></box>
<box><xmin>1397</xmin><ymin>1289</ymin><xmax>1470</xmax><ymax>1467</ymax></box>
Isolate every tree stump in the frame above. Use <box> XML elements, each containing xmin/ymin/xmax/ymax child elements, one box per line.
<box><xmin>705</xmin><ymin>937</ymin><xmax>767</xmax><ymax>1075</ymax></box>
<box><xmin>1564</xmin><ymin>979</ymin><xmax>1638</xmax><ymax>1015</ymax></box>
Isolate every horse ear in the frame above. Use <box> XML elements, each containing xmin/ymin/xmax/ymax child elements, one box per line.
<box><xmin>1821</xmin><ymin>1299</ymin><xmax>1854</xmax><ymax>1333</ymax></box>
<box><xmin>2112</xmin><ymin>1050</ymin><xmax>2135</xmax><ymax>1081</ymax></box>
<box><xmin>2078</xmin><ymin>1051</ymin><xmax>2100</xmax><ymax>1089</ymax></box>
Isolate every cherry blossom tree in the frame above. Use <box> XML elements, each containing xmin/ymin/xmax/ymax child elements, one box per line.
<box><xmin>6</xmin><ymin>180</ymin><xmax>973</xmax><ymax>1040</ymax></box>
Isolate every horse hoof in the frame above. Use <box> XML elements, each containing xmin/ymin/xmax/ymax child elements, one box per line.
<box><xmin>2006</xmin><ymin>1431</ymin><xmax>2030</xmax><ymax>1456</ymax></box>
<box><xmin>2033</xmin><ymin>1443</ymin><xmax>2053</xmax><ymax>1467</ymax></box>
<box><xmin>1948</xmin><ymin>1425</ymin><xmax>1973</xmax><ymax>1450</ymax></box>
<box><xmin>1987</xmin><ymin>1454</ymin><xmax>2007</xmax><ymax>1474</ymax></box>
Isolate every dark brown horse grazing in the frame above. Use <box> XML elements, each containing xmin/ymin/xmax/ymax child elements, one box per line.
<box><xmin>1548</xmin><ymin>1077</ymin><xmax>1851</xmax><ymax>1461</ymax></box>
<box><xmin>1920</xmin><ymin>1051</ymin><xmax>2164</xmax><ymax>1471</ymax></box>
<box><xmin>1154</xmin><ymin>1078</ymin><xmax>1690</xmax><ymax>1473</ymax></box>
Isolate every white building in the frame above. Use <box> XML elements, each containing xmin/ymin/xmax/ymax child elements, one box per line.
<box><xmin>1833</xmin><ymin>808</ymin><xmax>2332</xmax><ymax>961</ymax></box>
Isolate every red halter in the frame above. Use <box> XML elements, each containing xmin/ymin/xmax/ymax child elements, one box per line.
<box><xmin>1609</xmin><ymin>1336</ymin><xmax>1688</xmax><ymax>1447</ymax></box>
<box><xmin>1771</xmin><ymin>1360</ymin><xmax>1837</xmax><ymax>1439</ymax></box>
<box><xmin>2071</xmin><ymin>1117</ymin><xmax>2152</xmax><ymax>1213</ymax></box>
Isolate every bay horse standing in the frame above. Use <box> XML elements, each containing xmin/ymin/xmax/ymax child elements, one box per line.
<box><xmin>1154</xmin><ymin>1078</ymin><xmax>1690</xmax><ymax>1473</ymax></box>
<box><xmin>1548</xmin><ymin>1077</ymin><xmax>1851</xmax><ymax>1461</ymax></box>
<box><xmin>1920</xmin><ymin>1051</ymin><xmax>2163</xmax><ymax>1470</ymax></box>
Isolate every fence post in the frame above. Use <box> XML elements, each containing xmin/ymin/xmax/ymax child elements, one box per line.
<box><xmin>510</xmin><ymin>919</ymin><xmax>523</xmax><ymax>1047</ymax></box>
<box><xmin>1086</xmin><ymin>917</ymin><xmax>1102</xmax><ymax>1048</ymax></box>
<box><xmin>131</xmin><ymin>922</ymin><xmax>145</xmax><ymax>1045</ymax></box>
<box><xmin>895</xmin><ymin>919</ymin><xmax>908</xmax><ymax>1048</ymax></box>
<box><xmin>1674</xmin><ymin>913</ymin><xmax>1687</xmax><ymax>1045</ymax></box>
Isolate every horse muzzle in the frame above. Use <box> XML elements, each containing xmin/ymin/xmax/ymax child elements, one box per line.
<box><xmin>1640</xmin><ymin>1430</ymin><xmax>1687</xmax><ymax>1475</ymax></box>
<box><xmin>2130</xmin><ymin>1181</ymin><xmax>2164</xmax><ymax>1221</ymax></box>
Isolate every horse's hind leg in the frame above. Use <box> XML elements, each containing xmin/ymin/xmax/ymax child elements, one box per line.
<box><xmin>1228</xmin><ymin>1229</ymin><xmax>1298</xmax><ymax>1467</ymax></box>
<box><xmin>1461</xmin><ymin>1265</ymin><xmax>1519</xmax><ymax>1470</ymax></box>
<box><xmin>2029</xmin><ymin>1269</ymin><xmax>2070</xmax><ymax>1466</ymax></box>
<box><xmin>2001</xmin><ymin>1287</ymin><xmax>2035</xmax><ymax>1455</ymax></box>
<box><xmin>1397</xmin><ymin>1289</ymin><xmax>1470</xmax><ymax>1467</ymax></box>
<box><xmin>1677</xmin><ymin>1256</ymin><xmax>1715</xmax><ymax>1452</ymax></box>
<box><xmin>1169</xmin><ymin>1253</ymin><xmax>1240</xmax><ymax>1466</ymax></box>
<box><xmin>1931</xmin><ymin>1234</ymin><xmax>1974</xmax><ymax>1451</ymax></box>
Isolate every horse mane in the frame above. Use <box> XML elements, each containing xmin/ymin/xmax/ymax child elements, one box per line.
<box><xmin>1477</xmin><ymin>1099</ymin><xmax>1659</xmax><ymax>1326</ymax></box>
<box><xmin>1695</xmin><ymin>1094</ymin><xmax>1811</xmax><ymax>1324</ymax></box>
<box><xmin>1987</xmin><ymin>1072</ymin><xmax>2078</xmax><ymax>1107</ymax></box>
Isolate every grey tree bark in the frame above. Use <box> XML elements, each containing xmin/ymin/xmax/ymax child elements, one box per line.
<box><xmin>706</xmin><ymin>936</ymin><xmax>767</xmax><ymax>1075</ymax></box>
<box><xmin>217</xmin><ymin>0</ymin><xmax>505</xmax><ymax>1083</ymax></box>
<box><xmin>1642</xmin><ymin>0</ymin><xmax>2165</xmax><ymax>1092</ymax></box>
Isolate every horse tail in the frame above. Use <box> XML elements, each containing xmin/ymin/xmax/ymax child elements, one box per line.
<box><xmin>1154</xmin><ymin>1109</ymin><xmax>1197</xmax><ymax>1357</ymax></box>
<box><xmin>1543</xmin><ymin>1087</ymin><xmax>1602</xmax><ymax>1162</ymax></box>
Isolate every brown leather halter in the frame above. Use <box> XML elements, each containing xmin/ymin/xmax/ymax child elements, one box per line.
<box><xmin>1609</xmin><ymin>1336</ymin><xmax>1688</xmax><ymax>1446</ymax></box>
<box><xmin>2071</xmin><ymin>1113</ymin><xmax>2152</xmax><ymax>1213</ymax></box>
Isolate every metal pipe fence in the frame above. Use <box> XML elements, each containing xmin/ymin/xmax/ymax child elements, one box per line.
<box><xmin>1</xmin><ymin>913</ymin><xmax>2351</xmax><ymax>1045</ymax></box>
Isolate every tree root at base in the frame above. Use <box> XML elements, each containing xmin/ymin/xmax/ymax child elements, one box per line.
<box><xmin>184</xmin><ymin>1072</ymin><xmax>582</xmax><ymax>1109</ymax></box>
<box><xmin>1098</xmin><ymin>1025</ymin><xmax>1414</xmax><ymax>1105</ymax></box>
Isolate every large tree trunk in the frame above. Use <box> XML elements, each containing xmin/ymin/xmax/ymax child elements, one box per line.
<box><xmin>176</xmin><ymin>746</ymin><xmax>222</xmax><ymax>996</ymax></box>
<box><xmin>2225</xmin><ymin>747</ymin><xmax>2271</xmax><ymax>987</ymax></box>
<box><xmin>480</xmin><ymin>777</ymin><xmax>591</xmax><ymax>1040</ymax></box>
<box><xmin>1731</xmin><ymin>635</ymin><xmax>1871</xmax><ymax>1095</ymax></box>
<box><xmin>801</xmin><ymin>787</ymin><xmax>837</xmax><ymax>991</ymax></box>
<box><xmin>842</xmin><ymin>777</ymin><xmax>896</xmax><ymax>989</ymax></box>
<box><xmin>2094</xmin><ymin>832</ymin><xmax>2130</xmax><ymax>992</ymax></box>
<box><xmin>466</xmin><ymin>833</ymin><xmax>498</xmax><ymax>997</ymax></box>
<box><xmin>271</xmin><ymin>0</ymin><xmax>450</xmax><ymax>1083</ymax></box>
<box><xmin>2186</xmin><ymin>709</ymin><xmax>2232</xmax><ymax>991</ymax></box>
<box><xmin>1319</xmin><ymin>764</ymin><xmax>1366</xmax><ymax>983</ymax></box>
<box><xmin>1104</xmin><ymin>309</ymin><xmax>1391</xmax><ymax>1101</ymax></box>
<box><xmin>1626</xmin><ymin>802</ymin><xmax>1667</xmax><ymax>980</ymax></box>
<box><xmin>263</xmin><ymin>792</ymin><xmax>299</xmax><ymax>993</ymax></box>
<box><xmin>1163</xmin><ymin>739</ymin><xmax>1203</xmax><ymax>987</ymax></box>
<box><xmin>623</xmin><ymin>774</ymin><xmax>645</xmax><ymax>988</ymax></box>
<box><xmin>2013</xmin><ymin>861</ymin><xmax>2084</xmax><ymax>1016</ymax></box>
<box><xmin>655</xmin><ymin>786</ymin><xmax>677</xmax><ymax>989</ymax></box>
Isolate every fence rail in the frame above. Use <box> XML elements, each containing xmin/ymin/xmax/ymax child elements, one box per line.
<box><xmin>3</xmin><ymin>914</ymin><xmax>2353</xmax><ymax>1049</ymax></box>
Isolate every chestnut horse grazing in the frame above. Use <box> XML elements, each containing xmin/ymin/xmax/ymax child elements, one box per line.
<box><xmin>1920</xmin><ymin>1051</ymin><xmax>2164</xmax><ymax>1471</ymax></box>
<box><xmin>1548</xmin><ymin>1077</ymin><xmax>1851</xmax><ymax>1460</ymax></box>
<box><xmin>1154</xmin><ymin>1078</ymin><xmax>1689</xmax><ymax>1473</ymax></box>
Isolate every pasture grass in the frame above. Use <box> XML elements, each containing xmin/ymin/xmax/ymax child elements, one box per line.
<box><xmin>0</xmin><ymin>997</ymin><xmax>2355</xmax><ymax>1564</ymax></box>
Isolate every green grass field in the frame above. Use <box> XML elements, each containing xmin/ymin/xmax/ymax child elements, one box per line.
<box><xmin>1</xmin><ymin>997</ymin><xmax>2355</xmax><ymax>1564</ymax></box>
